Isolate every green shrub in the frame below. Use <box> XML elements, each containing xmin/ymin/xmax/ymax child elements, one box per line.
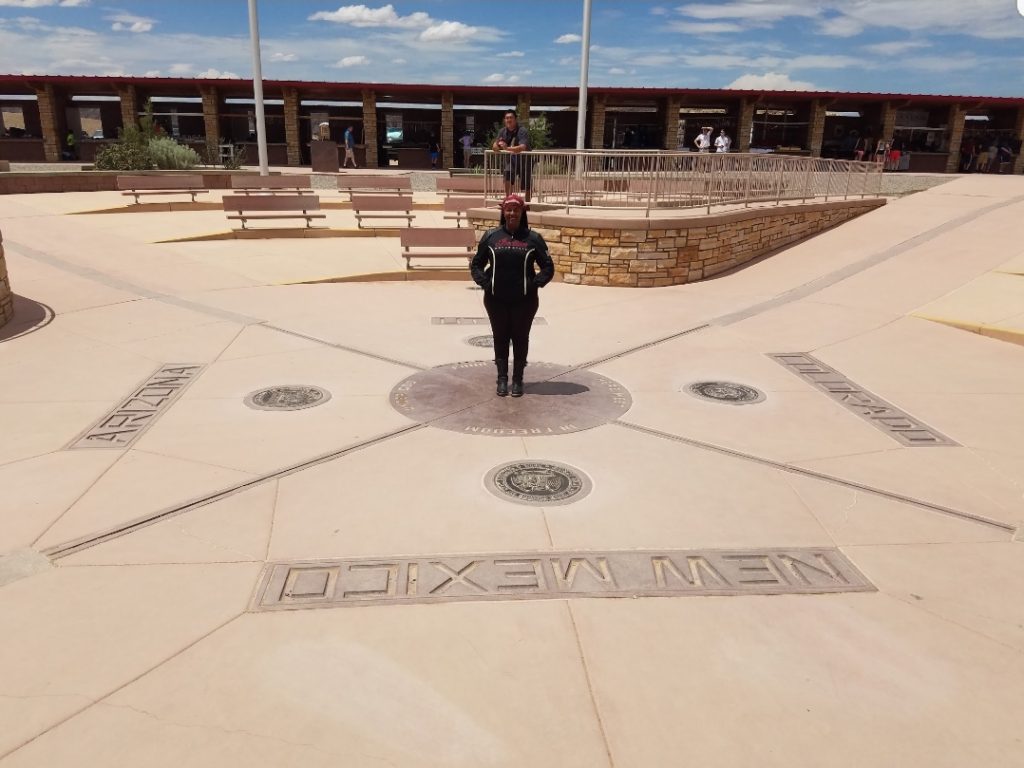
<box><xmin>94</xmin><ymin>142</ymin><xmax>153</xmax><ymax>171</ymax></box>
<box><xmin>148</xmin><ymin>136</ymin><xmax>200</xmax><ymax>170</ymax></box>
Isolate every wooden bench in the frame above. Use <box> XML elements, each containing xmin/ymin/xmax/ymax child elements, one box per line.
<box><xmin>400</xmin><ymin>228</ymin><xmax>476</xmax><ymax>269</ymax></box>
<box><xmin>436</xmin><ymin>176</ymin><xmax>487</xmax><ymax>197</ymax></box>
<box><xmin>231</xmin><ymin>175</ymin><xmax>314</xmax><ymax>195</ymax></box>
<box><xmin>222</xmin><ymin>194</ymin><xmax>326</xmax><ymax>229</ymax></box>
<box><xmin>351</xmin><ymin>194</ymin><xmax>416</xmax><ymax>229</ymax></box>
<box><xmin>337</xmin><ymin>175</ymin><xmax>413</xmax><ymax>200</ymax></box>
<box><xmin>443</xmin><ymin>196</ymin><xmax>485</xmax><ymax>227</ymax></box>
<box><xmin>117</xmin><ymin>174</ymin><xmax>208</xmax><ymax>204</ymax></box>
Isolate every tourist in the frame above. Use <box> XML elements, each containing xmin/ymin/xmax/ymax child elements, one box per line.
<box><xmin>493</xmin><ymin>109</ymin><xmax>531</xmax><ymax>200</ymax></box>
<box><xmin>343</xmin><ymin>125</ymin><xmax>357</xmax><ymax>168</ymax></box>
<box><xmin>429</xmin><ymin>137</ymin><xmax>440</xmax><ymax>169</ymax></box>
<box><xmin>714</xmin><ymin>129</ymin><xmax>732</xmax><ymax>153</ymax></box>
<box><xmin>470</xmin><ymin>194</ymin><xmax>554</xmax><ymax>398</ymax></box>
<box><xmin>64</xmin><ymin>130</ymin><xmax>76</xmax><ymax>160</ymax></box>
<box><xmin>694</xmin><ymin>126</ymin><xmax>712</xmax><ymax>152</ymax></box>
<box><xmin>461</xmin><ymin>130</ymin><xmax>473</xmax><ymax>167</ymax></box>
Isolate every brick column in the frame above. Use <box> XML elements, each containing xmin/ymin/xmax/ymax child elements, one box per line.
<box><xmin>589</xmin><ymin>94</ymin><xmax>606</xmax><ymax>149</ymax></box>
<box><xmin>200</xmin><ymin>86</ymin><xmax>220</xmax><ymax>156</ymax></box>
<box><xmin>879</xmin><ymin>101</ymin><xmax>897</xmax><ymax>147</ymax></box>
<box><xmin>807</xmin><ymin>99</ymin><xmax>827</xmax><ymax>156</ymax></box>
<box><xmin>361</xmin><ymin>89</ymin><xmax>378</xmax><ymax>168</ymax></box>
<box><xmin>737</xmin><ymin>99</ymin><xmax>755</xmax><ymax>153</ymax></box>
<box><xmin>441</xmin><ymin>91</ymin><xmax>454</xmax><ymax>169</ymax></box>
<box><xmin>1013</xmin><ymin>107</ymin><xmax>1024</xmax><ymax>175</ymax></box>
<box><xmin>662</xmin><ymin>96</ymin><xmax>682</xmax><ymax>150</ymax></box>
<box><xmin>0</xmin><ymin>228</ymin><xmax>13</xmax><ymax>330</ymax></box>
<box><xmin>117</xmin><ymin>85</ymin><xmax>139</xmax><ymax>134</ymax></box>
<box><xmin>945</xmin><ymin>103</ymin><xmax>966</xmax><ymax>173</ymax></box>
<box><xmin>35</xmin><ymin>84</ymin><xmax>65</xmax><ymax>162</ymax></box>
<box><xmin>283</xmin><ymin>87</ymin><xmax>301</xmax><ymax>166</ymax></box>
<box><xmin>516</xmin><ymin>94</ymin><xmax>531</xmax><ymax>124</ymax></box>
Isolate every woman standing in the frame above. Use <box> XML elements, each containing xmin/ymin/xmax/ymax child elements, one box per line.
<box><xmin>470</xmin><ymin>194</ymin><xmax>555</xmax><ymax>398</ymax></box>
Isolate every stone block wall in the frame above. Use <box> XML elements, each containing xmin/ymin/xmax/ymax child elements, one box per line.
<box><xmin>470</xmin><ymin>198</ymin><xmax>884</xmax><ymax>288</ymax></box>
<box><xmin>0</xmin><ymin>228</ymin><xmax>13</xmax><ymax>329</ymax></box>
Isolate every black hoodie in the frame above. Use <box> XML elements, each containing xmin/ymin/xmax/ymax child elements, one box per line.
<box><xmin>470</xmin><ymin>208</ymin><xmax>555</xmax><ymax>300</ymax></box>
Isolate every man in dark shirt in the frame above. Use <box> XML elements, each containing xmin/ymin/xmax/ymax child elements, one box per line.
<box><xmin>492</xmin><ymin>109</ymin><xmax>531</xmax><ymax>200</ymax></box>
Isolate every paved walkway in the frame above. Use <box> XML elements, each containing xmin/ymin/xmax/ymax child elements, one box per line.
<box><xmin>0</xmin><ymin>175</ymin><xmax>1022</xmax><ymax>766</ymax></box>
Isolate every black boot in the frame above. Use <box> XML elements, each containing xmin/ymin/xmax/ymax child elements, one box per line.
<box><xmin>495</xmin><ymin>359</ymin><xmax>509</xmax><ymax>397</ymax></box>
<box><xmin>511</xmin><ymin>360</ymin><xmax>526</xmax><ymax>397</ymax></box>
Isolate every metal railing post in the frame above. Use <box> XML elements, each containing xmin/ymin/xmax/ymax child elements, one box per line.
<box><xmin>775</xmin><ymin>157</ymin><xmax>784</xmax><ymax>205</ymax></box>
<box><xmin>843</xmin><ymin>160</ymin><xmax>853</xmax><ymax>200</ymax></box>
<box><xmin>824</xmin><ymin>161</ymin><xmax>832</xmax><ymax>202</ymax></box>
<box><xmin>743</xmin><ymin>154</ymin><xmax>753</xmax><ymax>208</ymax></box>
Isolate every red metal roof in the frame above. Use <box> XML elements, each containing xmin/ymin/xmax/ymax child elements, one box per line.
<box><xmin>0</xmin><ymin>74</ymin><xmax>1022</xmax><ymax>106</ymax></box>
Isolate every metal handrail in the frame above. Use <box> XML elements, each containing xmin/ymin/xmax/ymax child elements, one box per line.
<box><xmin>483</xmin><ymin>150</ymin><xmax>883</xmax><ymax>213</ymax></box>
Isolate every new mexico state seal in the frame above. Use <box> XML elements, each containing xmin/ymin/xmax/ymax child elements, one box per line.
<box><xmin>486</xmin><ymin>460</ymin><xmax>592</xmax><ymax>506</ymax></box>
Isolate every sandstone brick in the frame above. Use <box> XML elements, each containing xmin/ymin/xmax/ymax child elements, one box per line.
<box><xmin>610</xmin><ymin>247</ymin><xmax>636</xmax><ymax>260</ymax></box>
<box><xmin>562</xmin><ymin>227</ymin><xmax>585</xmax><ymax>236</ymax></box>
<box><xmin>583</xmin><ymin>228</ymin><xmax>602</xmax><ymax>237</ymax></box>
<box><xmin>582</xmin><ymin>252</ymin><xmax>610</xmax><ymax>264</ymax></box>
<box><xmin>581</xmin><ymin>274</ymin><xmax>609</xmax><ymax>286</ymax></box>
<box><xmin>562</xmin><ymin>273</ymin><xmax>582</xmax><ymax>284</ymax></box>
<box><xmin>652</xmin><ymin>277</ymin><xmax>674</xmax><ymax>287</ymax></box>
<box><xmin>619</xmin><ymin>231</ymin><xmax>647</xmax><ymax>243</ymax></box>
<box><xmin>570</xmin><ymin>237</ymin><xmax>593</xmax><ymax>253</ymax></box>
<box><xmin>609</xmin><ymin>273</ymin><xmax>638</xmax><ymax>287</ymax></box>
<box><xmin>548</xmin><ymin>243</ymin><xmax>570</xmax><ymax>257</ymax></box>
<box><xmin>593</xmin><ymin>237</ymin><xmax>618</xmax><ymax>247</ymax></box>
<box><xmin>571</xmin><ymin>262</ymin><xmax>587</xmax><ymax>275</ymax></box>
<box><xmin>628</xmin><ymin>260</ymin><xmax>658</xmax><ymax>273</ymax></box>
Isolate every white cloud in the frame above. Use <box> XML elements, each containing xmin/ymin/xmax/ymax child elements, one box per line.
<box><xmin>497</xmin><ymin>50</ymin><xmax>525</xmax><ymax>58</ymax></box>
<box><xmin>270</xmin><ymin>52</ymin><xmax>298</xmax><ymax>62</ymax></box>
<box><xmin>817</xmin><ymin>15</ymin><xmax>864</xmax><ymax>37</ymax></box>
<box><xmin>108</xmin><ymin>13</ymin><xmax>155</xmax><ymax>33</ymax></box>
<box><xmin>335</xmin><ymin>55</ymin><xmax>369</xmax><ymax>67</ymax></box>
<box><xmin>555</xmin><ymin>33</ymin><xmax>581</xmax><ymax>44</ymax></box>
<box><xmin>0</xmin><ymin>0</ymin><xmax>89</xmax><ymax>6</ymax></box>
<box><xmin>668</xmin><ymin>21</ymin><xmax>744</xmax><ymax>34</ymax></box>
<box><xmin>309</xmin><ymin>4</ymin><xmax>430</xmax><ymax>28</ymax></box>
<box><xmin>195</xmin><ymin>68</ymin><xmax>240</xmax><ymax>79</ymax></box>
<box><xmin>861</xmin><ymin>40</ymin><xmax>930</xmax><ymax>56</ymax></box>
<box><xmin>677</xmin><ymin>2</ymin><xmax>819</xmax><ymax>23</ymax></box>
<box><xmin>651</xmin><ymin>6</ymin><xmax>669</xmax><ymax>15</ymax></box>
<box><xmin>420</xmin><ymin>21</ymin><xmax>478</xmax><ymax>42</ymax></box>
<box><xmin>393</xmin><ymin>58</ymin><xmax>406</xmax><ymax>64</ymax></box>
<box><xmin>482</xmin><ymin>72</ymin><xmax>519</xmax><ymax>84</ymax></box>
<box><xmin>608</xmin><ymin>67</ymin><xmax>627</xmax><ymax>74</ymax></box>
<box><xmin>727</xmin><ymin>71</ymin><xmax>817</xmax><ymax>90</ymax></box>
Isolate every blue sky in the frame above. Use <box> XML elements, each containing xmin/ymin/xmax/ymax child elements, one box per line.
<box><xmin>1</xmin><ymin>1</ymin><xmax>1023</xmax><ymax>96</ymax></box>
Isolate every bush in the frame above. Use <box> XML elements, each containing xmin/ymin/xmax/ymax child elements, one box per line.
<box><xmin>148</xmin><ymin>136</ymin><xmax>200</xmax><ymax>170</ymax></box>
<box><xmin>94</xmin><ymin>142</ymin><xmax>153</xmax><ymax>171</ymax></box>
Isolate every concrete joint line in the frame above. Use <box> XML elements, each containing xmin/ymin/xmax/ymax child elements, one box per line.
<box><xmin>262</xmin><ymin>323</ymin><xmax>426</xmax><ymax>371</ymax></box>
<box><xmin>612</xmin><ymin>420</ymin><xmax>1016</xmax><ymax>534</ymax></box>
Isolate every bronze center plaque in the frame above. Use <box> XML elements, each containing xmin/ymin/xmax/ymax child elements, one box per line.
<box><xmin>389</xmin><ymin>361</ymin><xmax>632</xmax><ymax>436</ymax></box>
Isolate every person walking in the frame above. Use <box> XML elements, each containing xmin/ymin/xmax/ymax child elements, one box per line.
<box><xmin>343</xmin><ymin>125</ymin><xmax>357</xmax><ymax>168</ymax></box>
<box><xmin>470</xmin><ymin>194</ymin><xmax>554</xmax><ymax>398</ymax></box>
<box><xmin>461</xmin><ymin>130</ymin><xmax>473</xmax><ymax>168</ymax></box>
<box><xmin>493</xmin><ymin>109</ymin><xmax>531</xmax><ymax>199</ymax></box>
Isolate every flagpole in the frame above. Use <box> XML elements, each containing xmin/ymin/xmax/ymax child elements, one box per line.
<box><xmin>247</xmin><ymin>0</ymin><xmax>269</xmax><ymax>175</ymax></box>
<box><xmin>574</xmin><ymin>0</ymin><xmax>593</xmax><ymax>151</ymax></box>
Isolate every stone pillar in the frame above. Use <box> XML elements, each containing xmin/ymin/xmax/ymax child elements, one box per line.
<box><xmin>737</xmin><ymin>99</ymin><xmax>755</xmax><ymax>153</ymax></box>
<box><xmin>200</xmin><ymin>86</ymin><xmax>220</xmax><ymax>157</ymax></box>
<box><xmin>945</xmin><ymin>103</ymin><xmax>967</xmax><ymax>173</ymax></box>
<box><xmin>662</xmin><ymin>96</ymin><xmax>682</xmax><ymax>150</ymax></box>
<box><xmin>589</xmin><ymin>94</ymin><xmax>607</xmax><ymax>149</ymax></box>
<box><xmin>879</xmin><ymin>101</ymin><xmax>897</xmax><ymax>147</ymax></box>
<box><xmin>0</xmin><ymin>228</ymin><xmax>12</xmax><ymax>330</ymax></box>
<box><xmin>516</xmin><ymin>94</ymin><xmax>531</xmax><ymax>124</ymax></box>
<box><xmin>807</xmin><ymin>100</ymin><xmax>827</xmax><ymax>156</ymax></box>
<box><xmin>441</xmin><ymin>91</ymin><xmax>454</xmax><ymax>169</ymax></box>
<box><xmin>1013</xmin><ymin>107</ymin><xmax>1024</xmax><ymax>175</ymax></box>
<box><xmin>117</xmin><ymin>84</ymin><xmax>139</xmax><ymax>135</ymax></box>
<box><xmin>361</xmin><ymin>89</ymin><xmax>378</xmax><ymax>168</ymax></box>
<box><xmin>283</xmin><ymin>87</ymin><xmax>302</xmax><ymax>166</ymax></box>
<box><xmin>35</xmin><ymin>84</ymin><xmax>65</xmax><ymax>163</ymax></box>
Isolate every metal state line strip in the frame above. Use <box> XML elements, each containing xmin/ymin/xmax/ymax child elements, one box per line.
<box><xmin>42</xmin><ymin>424</ymin><xmax>427</xmax><ymax>559</ymax></box>
<box><xmin>613</xmin><ymin>420</ymin><xmax>1016</xmax><ymax>534</ymax></box>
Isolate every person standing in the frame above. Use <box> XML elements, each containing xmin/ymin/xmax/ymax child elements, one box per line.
<box><xmin>470</xmin><ymin>194</ymin><xmax>554</xmax><ymax>398</ymax></box>
<box><xmin>429</xmin><ymin>136</ymin><xmax>440</xmax><ymax>169</ymax></box>
<box><xmin>461</xmin><ymin>130</ymin><xmax>473</xmax><ymax>168</ymax></box>
<box><xmin>65</xmin><ymin>130</ymin><xmax>77</xmax><ymax>161</ymax></box>
<box><xmin>694</xmin><ymin>126</ymin><xmax>711</xmax><ymax>152</ymax></box>
<box><xmin>714</xmin><ymin>129</ymin><xmax>732</xmax><ymax>153</ymax></box>
<box><xmin>493</xmin><ymin>110</ymin><xmax>531</xmax><ymax>200</ymax></box>
<box><xmin>343</xmin><ymin>125</ymin><xmax>357</xmax><ymax>168</ymax></box>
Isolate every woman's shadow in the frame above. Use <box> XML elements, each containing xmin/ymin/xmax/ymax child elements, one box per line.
<box><xmin>525</xmin><ymin>381</ymin><xmax>589</xmax><ymax>396</ymax></box>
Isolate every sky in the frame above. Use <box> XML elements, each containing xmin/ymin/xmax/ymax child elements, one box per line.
<box><xmin>1</xmin><ymin>1</ymin><xmax>1023</xmax><ymax>96</ymax></box>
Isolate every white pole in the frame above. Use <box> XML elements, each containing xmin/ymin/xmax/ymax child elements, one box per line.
<box><xmin>247</xmin><ymin>0</ymin><xmax>269</xmax><ymax>176</ymax></box>
<box><xmin>575</xmin><ymin>0</ymin><xmax>593</xmax><ymax>151</ymax></box>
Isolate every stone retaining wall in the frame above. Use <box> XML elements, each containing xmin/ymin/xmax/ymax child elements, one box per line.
<box><xmin>470</xmin><ymin>198</ymin><xmax>885</xmax><ymax>287</ymax></box>
<box><xmin>0</xmin><ymin>228</ymin><xmax>13</xmax><ymax>329</ymax></box>
<box><xmin>0</xmin><ymin>170</ymin><xmax>259</xmax><ymax>195</ymax></box>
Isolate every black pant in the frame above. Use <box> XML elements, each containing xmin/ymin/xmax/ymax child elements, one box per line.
<box><xmin>484</xmin><ymin>292</ymin><xmax>538</xmax><ymax>379</ymax></box>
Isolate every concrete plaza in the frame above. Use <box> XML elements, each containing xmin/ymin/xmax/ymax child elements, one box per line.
<box><xmin>0</xmin><ymin>173</ymin><xmax>1023</xmax><ymax>766</ymax></box>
